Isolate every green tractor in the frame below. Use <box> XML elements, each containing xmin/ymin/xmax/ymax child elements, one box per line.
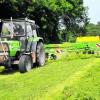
<box><xmin>0</xmin><ymin>18</ymin><xmax>45</xmax><ymax>73</ymax></box>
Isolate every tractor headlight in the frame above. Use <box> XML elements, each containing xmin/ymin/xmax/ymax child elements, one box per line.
<box><xmin>0</xmin><ymin>43</ymin><xmax>8</xmax><ymax>62</ymax></box>
<box><xmin>0</xmin><ymin>43</ymin><xmax>8</xmax><ymax>52</ymax></box>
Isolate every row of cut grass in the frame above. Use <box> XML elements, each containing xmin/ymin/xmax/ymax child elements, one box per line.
<box><xmin>0</xmin><ymin>53</ymin><xmax>99</xmax><ymax>100</ymax></box>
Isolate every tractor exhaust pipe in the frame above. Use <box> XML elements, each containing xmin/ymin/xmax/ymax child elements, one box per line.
<box><xmin>0</xmin><ymin>19</ymin><xmax>3</xmax><ymax>35</ymax></box>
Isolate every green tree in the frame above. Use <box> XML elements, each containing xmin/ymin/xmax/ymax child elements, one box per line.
<box><xmin>0</xmin><ymin>0</ymin><xmax>88</xmax><ymax>43</ymax></box>
<box><xmin>86</xmin><ymin>23</ymin><xmax>100</xmax><ymax>36</ymax></box>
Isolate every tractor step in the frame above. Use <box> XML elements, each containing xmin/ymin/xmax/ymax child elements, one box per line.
<box><xmin>13</xmin><ymin>60</ymin><xmax>19</xmax><ymax>64</ymax></box>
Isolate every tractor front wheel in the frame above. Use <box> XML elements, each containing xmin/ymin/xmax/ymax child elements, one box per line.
<box><xmin>19</xmin><ymin>55</ymin><xmax>32</xmax><ymax>73</ymax></box>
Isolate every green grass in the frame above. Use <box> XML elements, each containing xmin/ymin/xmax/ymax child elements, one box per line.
<box><xmin>40</xmin><ymin>56</ymin><xmax>100</xmax><ymax>100</ymax></box>
<box><xmin>59</xmin><ymin>60</ymin><xmax>100</xmax><ymax>100</ymax></box>
<box><xmin>0</xmin><ymin>53</ymin><xmax>99</xmax><ymax>100</ymax></box>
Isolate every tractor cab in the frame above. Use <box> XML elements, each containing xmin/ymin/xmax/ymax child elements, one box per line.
<box><xmin>0</xmin><ymin>18</ymin><xmax>38</xmax><ymax>39</ymax></box>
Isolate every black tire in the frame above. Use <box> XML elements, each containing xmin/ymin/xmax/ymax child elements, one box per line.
<box><xmin>83</xmin><ymin>51</ymin><xmax>86</xmax><ymax>54</ymax></box>
<box><xmin>19</xmin><ymin>55</ymin><xmax>32</xmax><ymax>73</ymax></box>
<box><xmin>91</xmin><ymin>50</ymin><xmax>95</xmax><ymax>54</ymax></box>
<box><xmin>36</xmin><ymin>42</ymin><xmax>45</xmax><ymax>66</ymax></box>
<box><xmin>50</xmin><ymin>54</ymin><xmax>57</xmax><ymax>60</ymax></box>
<box><xmin>4</xmin><ymin>59</ymin><xmax>12</xmax><ymax>69</ymax></box>
<box><xmin>88</xmin><ymin>50</ymin><xmax>92</xmax><ymax>54</ymax></box>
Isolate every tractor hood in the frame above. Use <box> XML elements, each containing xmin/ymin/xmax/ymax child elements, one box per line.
<box><xmin>1</xmin><ymin>40</ymin><xmax>20</xmax><ymax>57</ymax></box>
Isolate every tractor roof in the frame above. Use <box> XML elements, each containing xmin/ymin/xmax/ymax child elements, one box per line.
<box><xmin>1</xmin><ymin>17</ymin><xmax>35</xmax><ymax>24</ymax></box>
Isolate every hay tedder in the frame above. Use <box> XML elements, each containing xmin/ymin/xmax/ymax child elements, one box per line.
<box><xmin>70</xmin><ymin>36</ymin><xmax>100</xmax><ymax>54</ymax></box>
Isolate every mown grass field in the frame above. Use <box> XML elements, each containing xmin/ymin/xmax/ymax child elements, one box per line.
<box><xmin>0</xmin><ymin>44</ymin><xmax>100</xmax><ymax>100</ymax></box>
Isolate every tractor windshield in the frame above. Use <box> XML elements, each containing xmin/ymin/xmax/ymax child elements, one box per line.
<box><xmin>1</xmin><ymin>21</ymin><xmax>25</xmax><ymax>37</ymax></box>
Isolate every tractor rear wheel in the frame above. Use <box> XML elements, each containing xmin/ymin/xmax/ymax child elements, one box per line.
<box><xmin>19</xmin><ymin>55</ymin><xmax>32</xmax><ymax>73</ymax></box>
<box><xmin>36</xmin><ymin>42</ymin><xmax>45</xmax><ymax>66</ymax></box>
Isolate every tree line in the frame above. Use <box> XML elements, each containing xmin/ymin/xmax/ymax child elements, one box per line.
<box><xmin>86</xmin><ymin>22</ymin><xmax>100</xmax><ymax>36</ymax></box>
<box><xmin>0</xmin><ymin>0</ymin><xmax>88</xmax><ymax>43</ymax></box>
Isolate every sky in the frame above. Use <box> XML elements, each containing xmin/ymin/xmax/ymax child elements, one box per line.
<box><xmin>84</xmin><ymin>0</ymin><xmax>100</xmax><ymax>24</ymax></box>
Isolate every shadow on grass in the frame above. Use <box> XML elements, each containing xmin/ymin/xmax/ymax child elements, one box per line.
<box><xmin>95</xmin><ymin>55</ymin><xmax>100</xmax><ymax>58</ymax></box>
<box><xmin>0</xmin><ymin>65</ymin><xmax>42</xmax><ymax>75</ymax></box>
<box><xmin>0</xmin><ymin>67</ymin><xmax>18</xmax><ymax>75</ymax></box>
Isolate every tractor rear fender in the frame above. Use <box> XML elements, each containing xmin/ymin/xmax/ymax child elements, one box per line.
<box><xmin>27</xmin><ymin>37</ymin><xmax>43</xmax><ymax>52</ymax></box>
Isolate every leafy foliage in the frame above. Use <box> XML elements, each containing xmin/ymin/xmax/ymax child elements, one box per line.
<box><xmin>86</xmin><ymin>23</ymin><xmax>100</xmax><ymax>36</ymax></box>
<box><xmin>0</xmin><ymin>0</ymin><xmax>88</xmax><ymax>43</ymax></box>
